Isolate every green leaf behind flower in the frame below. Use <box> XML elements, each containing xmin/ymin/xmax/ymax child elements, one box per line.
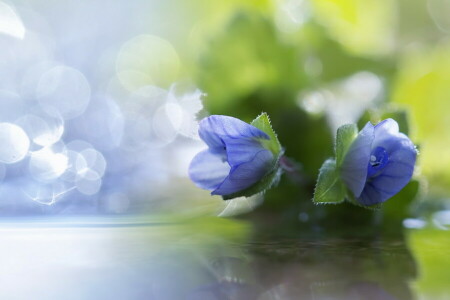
<box><xmin>313</xmin><ymin>159</ymin><xmax>346</xmax><ymax>204</ymax></box>
<box><xmin>335</xmin><ymin>124</ymin><xmax>358</xmax><ymax>168</ymax></box>
<box><xmin>251</xmin><ymin>112</ymin><xmax>282</xmax><ymax>156</ymax></box>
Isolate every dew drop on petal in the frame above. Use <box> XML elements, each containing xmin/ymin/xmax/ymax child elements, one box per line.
<box><xmin>367</xmin><ymin>146</ymin><xmax>389</xmax><ymax>177</ymax></box>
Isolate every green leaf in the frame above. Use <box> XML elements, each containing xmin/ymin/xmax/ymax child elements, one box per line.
<box><xmin>313</xmin><ymin>159</ymin><xmax>346</xmax><ymax>204</ymax></box>
<box><xmin>335</xmin><ymin>124</ymin><xmax>358</xmax><ymax>168</ymax></box>
<box><xmin>251</xmin><ymin>112</ymin><xmax>282</xmax><ymax>156</ymax></box>
<box><xmin>221</xmin><ymin>112</ymin><xmax>283</xmax><ymax>200</ymax></box>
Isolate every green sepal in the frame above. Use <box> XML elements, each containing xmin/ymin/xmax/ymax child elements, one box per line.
<box><xmin>334</xmin><ymin>123</ymin><xmax>383</xmax><ymax>209</ymax></box>
<box><xmin>222</xmin><ymin>165</ymin><xmax>282</xmax><ymax>200</ymax></box>
<box><xmin>221</xmin><ymin>112</ymin><xmax>283</xmax><ymax>200</ymax></box>
<box><xmin>313</xmin><ymin>159</ymin><xmax>346</xmax><ymax>204</ymax></box>
<box><xmin>335</xmin><ymin>124</ymin><xmax>358</xmax><ymax>168</ymax></box>
<box><xmin>251</xmin><ymin>112</ymin><xmax>282</xmax><ymax>157</ymax></box>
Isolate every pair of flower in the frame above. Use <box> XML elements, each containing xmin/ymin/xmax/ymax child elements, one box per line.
<box><xmin>189</xmin><ymin>113</ymin><xmax>417</xmax><ymax>207</ymax></box>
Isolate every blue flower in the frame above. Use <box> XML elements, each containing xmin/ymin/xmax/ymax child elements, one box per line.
<box><xmin>340</xmin><ymin>119</ymin><xmax>417</xmax><ymax>206</ymax></box>
<box><xmin>189</xmin><ymin>115</ymin><xmax>276</xmax><ymax>197</ymax></box>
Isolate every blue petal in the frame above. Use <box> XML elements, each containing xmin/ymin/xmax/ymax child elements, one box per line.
<box><xmin>358</xmin><ymin>182</ymin><xmax>390</xmax><ymax>206</ymax></box>
<box><xmin>188</xmin><ymin>149</ymin><xmax>230</xmax><ymax>191</ymax></box>
<box><xmin>340</xmin><ymin>122</ymin><xmax>375</xmax><ymax>198</ymax></box>
<box><xmin>359</xmin><ymin>134</ymin><xmax>416</xmax><ymax>204</ymax></box>
<box><xmin>372</xmin><ymin>118</ymin><xmax>400</xmax><ymax>149</ymax></box>
<box><xmin>224</xmin><ymin>137</ymin><xmax>270</xmax><ymax>167</ymax></box>
<box><xmin>374</xmin><ymin>118</ymin><xmax>399</xmax><ymax>134</ymax></box>
<box><xmin>198</xmin><ymin>115</ymin><xmax>269</xmax><ymax>154</ymax></box>
<box><xmin>212</xmin><ymin>149</ymin><xmax>273</xmax><ymax>196</ymax></box>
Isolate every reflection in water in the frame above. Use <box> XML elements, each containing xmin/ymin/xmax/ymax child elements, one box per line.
<box><xmin>187</xmin><ymin>282</ymin><xmax>259</xmax><ymax>300</ymax></box>
<box><xmin>408</xmin><ymin>228</ymin><xmax>450</xmax><ymax>300</ymax></box>
<box><xmin>0</xmin><ymin>217</ymin><xmax>433</xmax><ymax>300</ymax></box>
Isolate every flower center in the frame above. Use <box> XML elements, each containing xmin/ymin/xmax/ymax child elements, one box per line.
<box><xmin>367</xmin><ymin>146</ymin><xmax>389</xmax><ymax>178</ymax></box>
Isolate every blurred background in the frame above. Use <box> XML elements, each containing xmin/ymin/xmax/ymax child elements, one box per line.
<box><xmin>0</xmin><ymin>0</ymin><xmax>449</xmax><ymax>299</ymax></box>
<box><xmin>1</xmin><ymin>0</ymin><xmax>449</xmax><ymax>216</ymax></box>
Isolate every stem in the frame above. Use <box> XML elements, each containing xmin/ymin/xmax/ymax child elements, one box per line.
<box><xmin>279</xmin><ymin>155</ymin><xmax>306</xmax><ymax>184</ymax></box>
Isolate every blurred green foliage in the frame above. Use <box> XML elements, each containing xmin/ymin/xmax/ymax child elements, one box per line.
<box><xmin>196</xmin><ymin>13</ymin><xmax>303</xmax><ymax>115</ymax></box>
<box><xmin>309</xmin><ymin>0</ymin><xmax>397</xmax><ymax>56</ymax></box>
<box><xmin>392</xmin><ymin>43</ymin><xmax>450</xmax><ymax>194</ymax></box>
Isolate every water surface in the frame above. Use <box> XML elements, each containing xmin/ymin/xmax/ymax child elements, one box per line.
<box><xmin>0</xmin><ymin>216</ymin><xmax>448</xmax><ymax>300</ymax></box>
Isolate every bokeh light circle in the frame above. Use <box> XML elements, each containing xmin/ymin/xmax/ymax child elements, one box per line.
<box><xmin>76</xmin><ymin>169</ymin><xmax>102</xmax><ymax>195</ymax></box>
<box><xmin>0</xmin><ymin>90</ymin><xmax>25</xmax><ymax>122</ymax></box>
<box><xmin>77</xmin><ymin>148</ymin><xmax>107</xmax><ymax>177</ymax></box>
<box><xmin>0</xmin><ymin>123</ymin><xmax>30</xmax><ymax>164</ymax></box>
<box><xmin>116</xmin><ymin>35</ymin><xmax>180</xmax><ymax>90</ymax></box>
<box><xmin>28</xmin><ymin>142</ymin><xmax>68</xmax><ymax>182</ymax></box>
<box><xmin>16</xmin><ymin>106</ymin><xmax>64</xmax><ymax>147</ymax></box>
<box><xmin>0</xmin><ymin>1</ymin><xmax>26</xmax><ymax>39</ymax></box>
<box><xmin>36</xmin><ymin>65</ymin><xmax>91</xmax><ymax>120</ymax></box>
